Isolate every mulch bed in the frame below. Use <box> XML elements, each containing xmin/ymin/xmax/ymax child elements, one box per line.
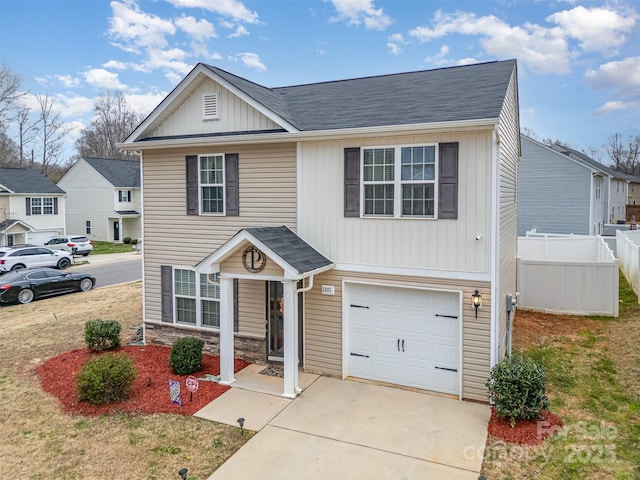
<box><xmin>487</xmin><ymin>408</ymin><xmax>564</xmax><ymax>445</ymax></box>
<box><xmin>36</xmin><ymin>345</ymin><xmax>249</xmax><ymax>416</ymax></box>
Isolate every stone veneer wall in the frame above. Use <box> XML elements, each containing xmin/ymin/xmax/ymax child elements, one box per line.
<box><xmin>145</xmin><ymin>323</ymin><xmax>266</xmax><ymax>364</ymax></box>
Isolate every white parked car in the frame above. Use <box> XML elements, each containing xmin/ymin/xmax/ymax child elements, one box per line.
<box><xmin>0</xmin><ymin>246</ymin><xmax>73</xmax><ymax>272</ymax></box>
<box><xmin>44</xmin><ymin>235</ymin><xmax>93</xmax><ymax>256</ymax></box>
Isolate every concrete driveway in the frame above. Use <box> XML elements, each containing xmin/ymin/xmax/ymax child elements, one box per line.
<box><xmin>204</xmin><ymin>375</ymin><xmax>489</xmax><ymax>480</ymax></box>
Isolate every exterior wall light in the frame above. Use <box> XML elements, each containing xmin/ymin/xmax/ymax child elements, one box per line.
<box><xmin>471</xmin><ymin>289</ymin><xmax>482</xmax><ymax>318</ymax></box>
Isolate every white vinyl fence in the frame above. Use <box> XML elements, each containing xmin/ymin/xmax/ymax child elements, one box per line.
<box><xmin>616</xmin><ymin>230</ymin><xmax>640</xmax><ymax>303</ymax></box>
<box><xmin>517</xmin><ymin>236</ymin><xmax>619</xmax><ymax>317</ymax></box>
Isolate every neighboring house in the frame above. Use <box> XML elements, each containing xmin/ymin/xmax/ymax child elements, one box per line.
<box><xmin>519</xmin><ymin>135</ymin><xmax>627</xmax><ymax>236</ymax></box>
<box><xmin>627</xmin><ymin>175</ymin><xmax>640</xmax><ymax>207</ymax></box>
<box><xmin>0</xmin><ymin>168</ymin><xmax>66</xmax><ymax>246</ymax></box>
<box><xmin>58</xmin><ymin>158</ymin><xmax>141</xmax><ymax>242</ymax></box>
<box><xmin>548</xmin><ymin>142</ymin><xmax>627</xmax><ymax>228</ymax></box>
<box><xmin>120</xmin><ymin>60</ymin><xmax>520</xmax><ymax>402</ymax></box>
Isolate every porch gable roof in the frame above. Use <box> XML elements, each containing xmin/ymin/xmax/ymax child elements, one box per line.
<box><xmin>196</xmin><ymin>226</ymin><xmax>334</xmax><ymax>279</ymax></box>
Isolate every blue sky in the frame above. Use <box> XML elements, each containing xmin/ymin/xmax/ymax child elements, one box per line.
<box><xmin>1</xmin><ymin>0</ymin><xmax>638</xmax><ymax>163</ymax></box>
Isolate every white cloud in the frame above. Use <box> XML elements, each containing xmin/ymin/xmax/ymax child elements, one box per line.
<box><xmin>546</xmin><ymin>6</ymin><xmax>636</xmax><ymax>54</ymax></box>
<box><xmin>586</xmin><ymin>56</ymin><xmax>640</xmax><ymax>113</ymax></box>
<box><xmin>409</xmin><ymin>10</ymin><xmax>570</xmax><ymax>74</ymax></box>
<box><xmin>238</xmin><ymin>52</ymin><xmax>266</xmax><ymax>71</ymax></box>
<box><xmin>387</xmin><ymin>33</ymin><xmax>407</xmax><ymax>55</ymax></box>
<box><xmin>175</xmin><ymin>15</ymin><xmax>216</xmax><ymax>42</ymax></box>
<box><xmin>84</xmin><ymin>68</ymin><xmax>127</xmax><ymax>90</ymax></box>
<box><xmin>329</xmin><ymin>0</ymin><xmax>392</xmax><ymax>31</ymax></box>
<box><xmin>594</xmin><ymin>100</ymin><xmax>632</xmax><ymax>115</ymax></box>
<box><xmin>56</xmin><ymin>75</ymin><xmax>81</xmax><ymax>88</ymax></box>
<box><xmin>166</xmin><ymin>0</ymin><xmax>259</xmax><ymax>24</ymax></box>
<box><xmin>102</xmin><ymin>60</ymin><xmax>127</xmax><ymax>70</ymax></box>
<box><xmin>457</xmin><ymin>58</ymin><xmax>479</xmax><ymax>66</ymax></box>
<box><xmin>424</xmin><ymin>44</ymin><xmax>450</xmax><ymax>65</ymax></box>
<box><xmin>125</xmin><ymin>92</ymin><xmax>168</xmax><ymax>115</ymax></box>
<box><xmin>108</xmin><ymin>1</ymin><xmax>176</xmax><ymax>51</ymax></box>
<box><xmin>228</xmin><ymin>25</ymin><xmax>249</xmax><ymax>38</ymax></box>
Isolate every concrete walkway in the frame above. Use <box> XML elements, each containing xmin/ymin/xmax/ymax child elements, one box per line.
<box><xmin>200</xmin><ymin>372</ymin><xmax>490</xmax><ymax>480</ymax></box>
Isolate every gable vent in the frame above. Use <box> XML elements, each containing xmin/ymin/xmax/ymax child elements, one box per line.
<box><xmin>202</xmin><ymin>93</ymin><xmax>219</xmax><ymax>120</ymax></box>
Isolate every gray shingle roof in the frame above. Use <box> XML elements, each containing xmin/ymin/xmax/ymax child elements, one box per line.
<box><xmin>0</xmin><ymin>168</ymin><xmax>65</xmax><ymax>194</ymax></box>
<box><xmin>85</xmin><ymin>158</ymin><xmax>140</xmax><ymax>188</ymax></box>
<box><xmin>548</xmin><ymin>144</ymin><xmax>626</xmax><ymax>179</ymax></box>
<box><xmin>204</xmin><ymin>60</ymin><xmax>516</xmax><ymax>131</ymax></box>
<box><xmin>246</xmin><ymin>226</ymin><xmax>332</xmax><ymax>274</ymax></box>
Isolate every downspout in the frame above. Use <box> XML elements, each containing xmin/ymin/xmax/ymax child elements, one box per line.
<box><xmin>296</xmin><ymin>275</ymin><xmax>314</xmax><ymax>294</ymax></box>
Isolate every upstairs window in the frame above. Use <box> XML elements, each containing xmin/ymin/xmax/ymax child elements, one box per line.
<box><xmin>199</xmin><ymin>154</ymin><xmax>225</xmax><ymax>214</ymax></box>
<box><xmin>118</xmin><ymin>190</ymin><xmax>131</xmax><ymax>202</ymax></box>
<box><xmin>362</xmin><ymin>144</ymin><xmax>437</xmax><ymax>218</ymax></box>
<box><xmin>26</xmin><ymin>197</ymin><xmax>57</xmax><ymax>216</ymax></box>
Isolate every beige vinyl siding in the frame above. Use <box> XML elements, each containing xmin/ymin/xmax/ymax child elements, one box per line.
<box><xmin>298</xmin><ymin>131</ymin><xmax>493</xmax><ymax>273</ymax></box>
<box><xmin>496</xmin><ymin>68</ymin><xmax>520</xmax><ymax>361</ymax></box>
<box><xmin>304</xmin><ymin>269</ymin><xmax>492</xmax><ymax>401</ymax></box>
<box><xmin>142</xmin><ymin>142</ymin><xmax>296</xmax><ymax>327</ymax></box>
<box><xmin>237</xmin><ymin>279</ymin><xmax>265</xmax><ymax>338</ymax></box>
<box><xmin>150</xmin><ymin>77</ymin><xmax>280</xmax><ymax>138</ymax></box>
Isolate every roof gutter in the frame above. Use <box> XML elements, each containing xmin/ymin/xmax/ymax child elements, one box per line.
<box><xmin>118</xmin><ymin>118</ymin><xmax>499</xmax><ymax>151</ymax></box>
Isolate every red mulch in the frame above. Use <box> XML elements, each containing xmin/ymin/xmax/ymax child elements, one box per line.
<box><xmin>36</xmin><ymin>345</ymin><xmax>250</xmax><ymax>416</ymax></box>
<box><xmin>487</xmin><ymin>408</ymin><xmax>564</xmax><ymax>445</ymax></box>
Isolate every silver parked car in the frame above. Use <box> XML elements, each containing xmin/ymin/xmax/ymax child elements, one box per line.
<box><xmin>44</xmin><ymin>235</ymin><xmax>93</xmax><ymax>256</ymax></box>
<box><xmin>0</xmin><ymin>245</ymin><xmax>73</xmax><ymax>272</ymax></box>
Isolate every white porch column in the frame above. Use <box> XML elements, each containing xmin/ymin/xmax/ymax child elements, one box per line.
<box><xmin>282</xmin><ymin>280</ymin><xmax>299</xmax><ymax>398</ymax></box>
<box><xmin>218</xmin><ymin>275</ymin><xmax>235</xmax><ymax>386</ymax></box>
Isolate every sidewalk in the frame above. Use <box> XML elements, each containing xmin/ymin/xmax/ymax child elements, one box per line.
<box><xmin>74</xmin><ymin>251</ymin><xmax>140</xmax><ymax>266</ymax></box>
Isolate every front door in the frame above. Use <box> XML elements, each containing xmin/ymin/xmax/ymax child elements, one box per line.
<box><xmin>267</xmin><ymin>281</ymin><xmax>284</xmax><ymax>361</ymax></box>
<box><xmin>266</xmin><ymin>281</ymin><xmax>304</xmax><ymax>364</ymax></box>
<box><xmin>113</xmin><ymin>221</ymin><xmax>120</xmax><ymax>242</ymax></box>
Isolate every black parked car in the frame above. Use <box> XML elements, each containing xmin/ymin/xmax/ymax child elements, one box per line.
<box><xmin>0</xmin><ymin>267</ymin><xmax>95</xmax><ymax>304</ymax></box>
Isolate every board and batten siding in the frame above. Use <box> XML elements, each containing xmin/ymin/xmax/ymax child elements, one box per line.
<box><xmin>297</xmin><ymin>131</ymin><xmax>493</xmax><ymax>273</ymax></box>
<box><xmin>496</xmin><ymin>69</ymin><xmax>520</xmax><ymax>361</ymax></box>
<box><xmin>518</xmin><ymin>136</ymin><xmax>592</xmax><ymax>236</ymax></box>
<box><xmin>58</xmin><ymin>159</ymin><xmax>117</xmax><ymax>240</ymax></box>
<box><xmin>304</xmin><ymin>269</ymin><xmax>492</xmax><ymax>402</ymax></box>
<box><xmin>9</xmin><ymin>194</ymin><xmax>65</xmax><ymax>231</ymax></box>
<box><xmin>150</xmin><ymin>77</ymin><xmax>280</xmax><ymax>139</ymax></box>
<box><xmin>141</xmin><ymin>142</ymin><xmax>296</xmax><ymax>328</ymax></box>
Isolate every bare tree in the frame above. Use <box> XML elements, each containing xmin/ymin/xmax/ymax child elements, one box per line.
<box><xmin>0</xmin><ymin>65</ymin><xmax>25</xmax><ymax>129</ymax></box>
<box><xmin>16</xmin><ymin>107</ymin><xmax>37</xmax><ymax>168</ymax></box>
<box><xmin>35</xmin><ymin>94</ymin><xmax>70</xmax><ymax>176</ymax></box>
<box><xmin>75</xmin><ymin>91</ymin><xmax>144</xmax><ymax>160</ymax></box>
<box><xmin>0</xmin><ymin>130</ymin><xmax>19</xmax><ymax>167</ymax></box>
<box><xmin>606</xmin><ymin>133</ymin><xmax>640</xmax><ymax>175</ymax></box>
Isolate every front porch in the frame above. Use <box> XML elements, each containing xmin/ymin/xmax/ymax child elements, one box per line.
<box><xmin>197</xmin><ymin>226</ymin><xmax>334</xmax><ymax>398</ymax></box>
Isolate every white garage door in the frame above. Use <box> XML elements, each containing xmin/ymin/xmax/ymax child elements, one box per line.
<box><xmin>348</xmin><ymin>284</ymin><xmax>460</xmax><ymax>395</ymax></box>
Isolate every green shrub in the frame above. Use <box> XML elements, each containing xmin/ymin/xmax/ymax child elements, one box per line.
<box><xmin>85</xmin><ymin>319</ymin><xmax>121</xmax><ymax>352</ymax></box>
<box><xmin>487</xmin><ymin>354</ymin><xmax>549</xmax><ymax>427</ymax></box>
<box><xmin>131</xmin><ymin>238</ymin><xmax>139</xmax><ymax>245</ymax></box>
<box><xmin>77</xmin><ymin>352</ymin><xmax>137</xmax><ymax>405</ymax></box>
<box><xmin>169</xmin><ymin>337</ymin><xmax>205</xmax><ymax>375</ymax></box>
<box><xmin>123</xmin><ymin>236</ymin><xmax>132</xmax><ymax>244</ymax></box>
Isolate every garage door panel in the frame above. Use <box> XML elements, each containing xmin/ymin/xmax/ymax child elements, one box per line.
<box><xmin>348</xmin><ymin>284</ymin><xmax>460</xmax><ymax>395</ymax></box>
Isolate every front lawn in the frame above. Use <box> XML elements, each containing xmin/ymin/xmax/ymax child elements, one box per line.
<box><xmin>91</xmin><ymin>240</ymin><xmax>136</xmax><ymax>254</ymax></box>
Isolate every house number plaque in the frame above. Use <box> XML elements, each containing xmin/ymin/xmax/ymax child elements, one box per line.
<box><xmin>242</xmin><ymin>246</ymin><xmax>266</xmax><ymax>273</ymax></box>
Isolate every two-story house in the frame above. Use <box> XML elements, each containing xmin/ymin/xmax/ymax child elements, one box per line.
<box><xmin>0</xmin><ymin>168</ymin><xmax>66</xmax><ymax>246</ymax></box>
<box><xmin>519</xmin><ymin>136</ymin><xmax>628</xmax><ymax>236</ymax></box>
<box><xmin>120</xmin><ymin>60</ymin><xmax>520</xmax><ymax>402</ymax></box>
<box><xmin>58</xmin><ymin>158</ymin><xmax>141</xmax><ymax>242</ymax></box>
